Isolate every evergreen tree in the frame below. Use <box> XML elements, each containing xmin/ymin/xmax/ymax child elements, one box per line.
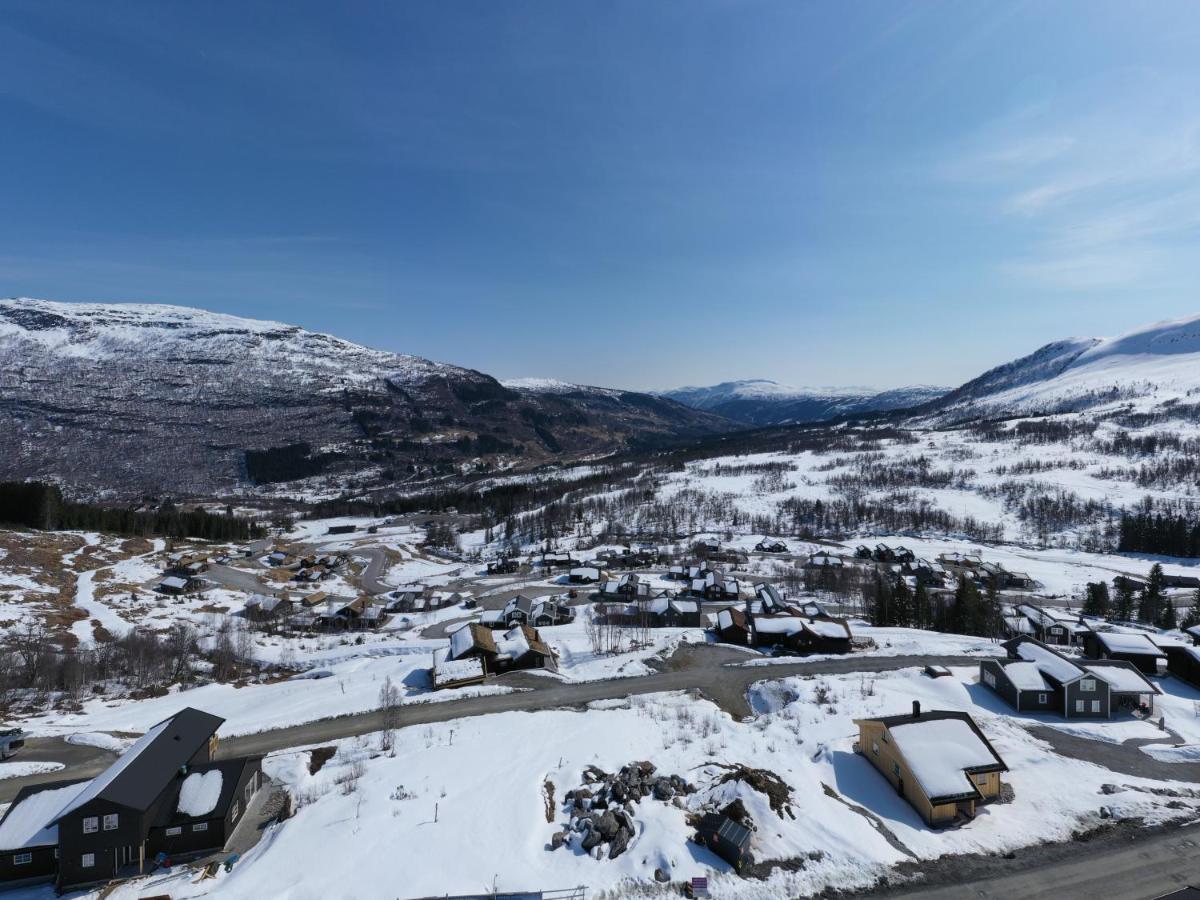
<box><xmin>1140</xmin><ymin>563</ymin><xmax>1166</xmax><ymax>625</ymax></box>
<box><xmin>1159</xmin><ymin>598</ymin><xmax>1178</xmax><ymax>630</ymax></box>
<box><xmin>913</xmin><ymin>581</ymin><xmax>931</xmax><ymax>630</ymax></box>
<box><xmin>1182</xmin><ymin>588</ymin><xmax>1200</xmax><ymax>631</ymax></box>
<box><xmin>1082</xmin><ymin>581</ymin><xmax>1110</xmax><ymax>618</ymax></box>
<box><xmin>950</xmin><ymin>578</ymin><xmax>981</xmax><ymax>636</ymax></box>
<box><xmin>892</xmin><ymin>577</ymin><xmax>913</xmax><ymax>628</ymax></box>
<box><xmin>1112</xmin><ymin>579</ymin><xmax>1135</xmax><ymax>622</ymax></box>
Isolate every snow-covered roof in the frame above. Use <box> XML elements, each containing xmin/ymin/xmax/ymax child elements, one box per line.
<box><xmin>1004</xmin><ymin>661</ymin><xmax>1050</xmax><ymax>692</ymax></box>
<box><xmin>1186</xmin><ymin>625</ymin><xmax>1200</xmax><ymax>640</ymax></box>
<box><xmin>480</xmin><ymin>609</ymin><xmax>505</xmax><ymax>624</ymax></box>
<box><xmin>888</xmin><ymin>717</ymin><xmax>1004</xmax><ymax>801</ymax></box>
<box><xmin>449</xmin><ymin>624</ymin><xmax>478</xmax><ymax>660</ymax></box>
<box><xmin>570</xmin><ymin>567</ymin><xmax>599</xmax><ymax>577</ymax></box>
<box><xmin>1013</xmin><ymin>640</ymin><xmax>1084</xmax><ymax>684</ymax></box>
<box><xmin>754</xmin><ymin>616</ymin><xmax>803</xmax><ymax>635</ymax></box>
<box><xmin>1094</xmin><ymin>631</ymin><xmax>1162</xmax><ymax>656</ymax></box>
<box><xmin>671</xmin><ymin>599</ymin><xmax>699</xmax><ymax>613</ymax></box>
<box><xmin>1083</xmin><ymin>663</ymin><xmax>1157</xmax><ymax>694</ymax></box>
<box><xmin>494</xmin><ymin>626</ymin><xmax>531</xmax><ymax>661</ymax></box>
<box><xmin>435</xmin><ymin>657</ymin><xmax>485</xmax><ymax>686</ymax></box>
<box><xmin>717</xmin><ymin>609</ymin><xmax>739</xmax><ymax>630</ymax></box>
<box><xmin>159</xmin><ymin>576</ymin><xmax>188</xmax><ymax>590</ymax></box>
<box><xmin>0</xmin><ymin>782</ymin><xmax>83</xmax><ymax>850</ymax></box>
<box><xmin>177</xmin><ymin>770</ymin><xmax>223</xmax><ymax>817</ymax></box>
<box><xmin>804</xmin><ymin>619</ymin><xmax>851</xmax><ymax>639</ymax></box>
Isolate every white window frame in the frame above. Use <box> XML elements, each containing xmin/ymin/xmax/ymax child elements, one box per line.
<box><xmin>102</xmin><ymin>813</ymin><xmax>119</xmax><ymax>831</ymax></box>
<box><xmin>1081</xmin><ymin>678</ymin><xmax>1096</xmax><ymax>692</ymax></box>
<box><xmin>165</xmin><ymin>826</ymin><xmax>182</xmax><ymax>836</ymax></box>
<box><xmin>231</xmin><ymin>801</ymin><xmax>239</xmax><ymax>820</ymax></box>
<box><xmin>13</xmin><ymin>852</ymin><xmax>32</xmax><ymax>865</ymax></box>
<box><xmin>1091</xmin><ymin>700</ymin><xmax>1101</xmax><ymax>713</ymax></box>
<box><xmin>1075</xmin><ymin>700</ymin><xmax>1085</xmax><ymax>713</ymax></box>
<box><xmin>81</xmin><ymin>853</ymin><xmax>95</xmax><ymax>868</ymax></box>
<box><xmin>872</xmin><ymin>740</ymin><xmax>879</xmax><ymax>756</ymax></box>
<box><xmin>192</xmin><ymin>822</ymin><xmax>208</xmax><ymax>833</ymax></box>
<box><xmin>82</xmin><ymin>816</ymin><xmax>98</xmax><ymax>834</ymax></box>
<box><xmin>1038</xmin><ymin>693</ymin><xmax>1047</xmax><ymax>704</ymax></box>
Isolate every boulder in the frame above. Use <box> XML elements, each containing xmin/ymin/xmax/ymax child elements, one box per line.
<box><xmin>595</xmin><ymin>810</ymin><xmax>620</xmax><ymax>839</ymax></box>
<box><xmin>550</xmin><ymin>831</ymin><xmax>567</xmax><ymax>850</ymax></box>
<box><xmin>608</xmin><ymin>826</ymin><xmax>632</xmax><ymax>859</ymax></box>
<box><xmin>654</xmin><ymin>867</ymin><xmax>670</xmax><ymax>883</ymax></box>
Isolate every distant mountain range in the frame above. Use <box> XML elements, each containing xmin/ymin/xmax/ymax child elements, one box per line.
<box><xmin>657</xmin><ymin>380</ymin><xmax>949</xmax><ymax>426</ymax></box>
<box><xmin>3</xmin><ymin>298</ymin><xmax>1197</xmax><ymax>500</ymax></box>
<box><xmin>0</xmin><ymin>299</ymin><xmax>732</xmax><ymax>497</ymax></box>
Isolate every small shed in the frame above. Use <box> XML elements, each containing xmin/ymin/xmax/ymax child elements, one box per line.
<box><xmin>696</xmin><ymin>813</ymin><xmax>752</xmax><ymax>869</ymax></box>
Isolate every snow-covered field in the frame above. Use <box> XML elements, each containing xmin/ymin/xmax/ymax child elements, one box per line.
<box><xmin>43</xmin><ymin>664</ymin><xmax>1200</xmax><ymax>900</ymax></box>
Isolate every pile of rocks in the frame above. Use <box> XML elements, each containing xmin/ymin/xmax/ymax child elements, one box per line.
<box><xmin>549</xmin><ymin>762</ymin><xmax>695</xmax><ymax>860</ymax></box>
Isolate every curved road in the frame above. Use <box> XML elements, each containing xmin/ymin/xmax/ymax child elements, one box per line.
<box><xmin>1</xmin><ymin>650</ymin><xmax>970</xmax><ymax>802</ymax></box>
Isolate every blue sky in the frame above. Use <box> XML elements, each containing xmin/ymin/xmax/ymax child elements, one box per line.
<box><xmin>2</xmin><ymin>1</ymin><xmax>1199</xmax><ymax>391</ymax></box>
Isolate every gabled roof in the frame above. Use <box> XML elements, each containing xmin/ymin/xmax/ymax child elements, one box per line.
<box><xmin>52</xmin><ymin>708</ymin><xmax>223</xmax><ymax>820</ymax></box>
<box><xmin>449</xmin><ymin>622</ymin><xmax>497</xmax><ymax>659</ymax></box>
<box><xmin>1092</xmin><ymin>631</ymin><xmax>1163</xmax><ymax>656</ymax></box>
<box><xmin>1083</xmin><ymin>660</ymin><xmax>1160</xmax><ymax>694</ymax></box>
<box><xmin>860</xmin><ymin>709</ymin><xmax>1007</xmax><ymax>804</ymax></box>
<box><xmin>1001</xmin><ymin>636</ymin><xmax>1085</xmax><ymax>686</ymax></box>
<box><xmin>717</xmin><ymin>606</ymin><xmax>748</xmax><ymax>631</ymax></box>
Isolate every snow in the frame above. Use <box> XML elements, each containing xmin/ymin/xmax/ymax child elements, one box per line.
<box><xmin>887</xmin><ymin>717</ymin><xmax>1003</xmax><ymax>801</ymax></box>
<box><xmin>177</xmin><ymin>770</ymin><xmax>223</xmax><ymax>817</ymax></box>
<box><xmin>754</xmin><ymin>616</ymin><xmax>802</xmax><ymax>635</ymax></box>
<box><xmin>434</xmin><ymin>658</ymin><xmax>484</xmax><ymax>687</ymax></box>
<box><xmin>805</xmin><ymin>619</ymin><xmax>851</xmax><ymax>639</ymax></box>
<box><xmin>0</xmin><ymin>782</ymin><xmax>82</xmax><ymax>850</ymax></box>
<box><xmin>1003</xmin><ymin>661</ymin><xmax>1051</xmax><ymax>692</ymax></box>
<box><xmin>1011</xmin><ymin>641</ymin><xmax>1083</xmax><ymax>684</ymax></box>
<box><xmin>0</xmin><ymin>761</ymin><xmax>64</xmax><ymax>780</ymax></box>
<box><xmin>1082</xmin><ymin>664</ymin><xmax>1155</xmax><ymax>694</ymax></box>
<box><xmin>1093</xmin><ymin>632</ymin><xmax>1163</xmax><ymax>656</ymax></box>
<box><xmin>65</xmin><ymin>733</ymin><xmax>134</xmax><ymax>753</ymax></box>
<box><xmin>448</xmin><ymin>624</ymin><xmax>478</xmax><ymax>660</ymax></box>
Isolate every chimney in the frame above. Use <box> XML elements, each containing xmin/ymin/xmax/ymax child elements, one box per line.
<box><xmin>912</xmin><ymin>700</ymin><xmax>921</xmax><ymax>719</ymax></box>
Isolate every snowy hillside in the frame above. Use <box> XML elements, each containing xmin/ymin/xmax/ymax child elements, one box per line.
<box><xmin>660</xmin><ymin>379</ymin><xmax>948</xmax><ymax>426</ymax></box>
<box><xmin>0</xmin><ymin>299</ymin><xmax>732</xmax><ymax>497</ymax></box>
<box><xmin>918</xmin><ymin>314</ymin><xmax>1200</xmax><ymax>424</ymax></box>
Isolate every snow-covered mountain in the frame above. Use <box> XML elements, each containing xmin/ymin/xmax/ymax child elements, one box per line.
<box><xmin>659</xmin><ymin>380</ymin><xmax>948</xmax><ymax>426</ymax></box>
<box><xmin>915</xmin><ymin>314</ymin><xmax>1200</xmax><ymax>424</ymax></box>
<box><xmin>0</xmin><ymin>299</ymin><xmax>732</xmax><ymax>496</ymax></box>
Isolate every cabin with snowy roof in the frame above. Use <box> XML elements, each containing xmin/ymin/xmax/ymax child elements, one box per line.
<box><xmin>715</xmin><ymin>607</ymin><xmax>751</xmax><ymax>646</ymax></box>
<box><xmin>981</xmin><ymin>636</ymin><xmax>1158</xmax><ymax>718</ymax></box>
<box><xmin>856</xmin><ymin>703</ymin><xmax>1008</xmax><ymax>827</ymax></box>
<box><xmin>1164</xmin><ymin>643</ymin><xmax>1200</xmax><ymax>690</ymax></box>
<box><xmin>1082</xmin><ymin>630</ymin><xmax>1165</xmax><ymax>675</ymax></box>
<box><xmin>0</xmin><ymin>708</ymin><xmax>261</xmax><ymax>891</ymax></box>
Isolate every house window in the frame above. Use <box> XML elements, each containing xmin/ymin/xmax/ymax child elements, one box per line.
<box><xmin>102</xmin><ymin>813</ymin><xmax>119</xmax><ymax>831</ymax></box>
<box><xmin>1091</xmin><ymin>700</ymin><xmax>1101</xmax><ymax>713</ymax></box>
<box><xmin>983</xmin><ymin>670</ymin><xmax>995</xmax><ymax>687</ymax></box>
<box><xmin>192</xmin><ymin>822</ymin><xmax>208</xmax><ymax>832</ymax></box>
<box><xmin>1075</xmin><ymin>700</ymin><xmax>1085</xmax><ymax>713</ymax></box>
<box><xmin>974</xmin><ymin>775</ymin><xmax>988</xmax><ymax>785</ymax></box>
<box><xmin>1081</xmin><ymin>678</ymin><xmax>1096</xmax><ymax>692</ymax></box>
<box><xmin>81</xmin><ymin>853</ymin><xmax>95</xmax><ymax>868</ymax></box>
<box><xmin>232</xmin><ymin>801</ymin><xmax>239</xmax><ymax>820</ymax></box>
<box><xmin>82</xmin><ymin>816</ymin><xmax>98</xmax><ymax>834</ymax></box>
<box><xmin>872</xmin><ymin>740</ymin><xmax>879</xmax><ymax>756</ymax></box>
<box><xmin>245</xmin><ymin>782</ymin><xmax>253</xmax><ymax>803</ymax></box>
<box><xmin>892</xmin><ymin>762</ymin><xmax>901</xmax><ymax>777</ymax></box>
<box><xmin>1038</xmin><ymin>693</ymin><xmax>1047</xmax><ymax>704</ymax></box>
<box><xmin>13</xmin><ymin>852</ymin><xmax>32</xmax><ymax>865</ymax></box>
<box><xmin>165</xmin><ymin>826</ymin><xmax>182</xmax><ymax>836</ymax></box>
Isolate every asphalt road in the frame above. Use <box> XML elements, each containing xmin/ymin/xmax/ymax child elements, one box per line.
<box><xmin>216</xmin><ymin>651</ymin><xmax>971</xmax><ymax>758</ymax></box>
<box><xmin>0</xmin><ymin>737</ymin><xmax>117</xmax><ymax>803</ymax></box>
<box><xmin>878</xmin><ymin>823</ymin><xmax>1200</xmax><ymax>899</ymax></box>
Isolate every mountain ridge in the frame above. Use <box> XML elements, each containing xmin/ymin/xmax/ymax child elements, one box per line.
<box><xmin>0</xmin><ymin>298</ymin><xmax>734</xmax><ymax>497</ymax></box>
